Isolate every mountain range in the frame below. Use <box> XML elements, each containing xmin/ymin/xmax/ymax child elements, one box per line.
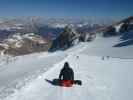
<box><xmin>0</xmin><ymin>16</ymin><xmax>132</xmax><ymax>56</ymax></box>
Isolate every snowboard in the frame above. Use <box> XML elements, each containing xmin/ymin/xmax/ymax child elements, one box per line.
<box><xmin>45</xmin><ymin>79</ymin><xmax>82</xmax><ymax>87</ymax></box>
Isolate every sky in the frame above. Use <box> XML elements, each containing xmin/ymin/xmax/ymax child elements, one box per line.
<box><xmin>0</xmin><ymin>0</ymin><xmax>132</xmax><ymax>19</ymax></box>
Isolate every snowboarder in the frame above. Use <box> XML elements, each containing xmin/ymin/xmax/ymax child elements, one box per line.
<box><xmin>59</xmin><ymin>62</ymin><xmax>74</xmax><ymax>87</ymax></box>
<box><xmin>45</xmin><ymin>62</ymin><xmax>82</xmax><ymax>87</ymax></box>
<box><xmin>59</xmin><ymin>62</ymin><xmax>74</xmax><ymax>80</ymax></box>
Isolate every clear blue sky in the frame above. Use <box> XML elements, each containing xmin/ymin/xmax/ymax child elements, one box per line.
<box><xmin>0</xmin><ymin>0</ymin><xmax>132</xmax><ymax>19</ymax></box>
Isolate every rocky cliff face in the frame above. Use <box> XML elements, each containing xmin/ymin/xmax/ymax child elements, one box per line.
<box><xmin>49</xmin><ymin>25</ymin><xmax>97</xmax><ymax>51</ymax></box>
<box><xmin>49</xmin><ymin>26</ymin><xmax>79</xmax><ymax>51</ymax></box>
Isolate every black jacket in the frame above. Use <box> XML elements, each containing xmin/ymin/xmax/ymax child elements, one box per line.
<box><xmin>59</xmin><ymin>66</ymin><xmax>74</xmax><ymax>80</ymax></box>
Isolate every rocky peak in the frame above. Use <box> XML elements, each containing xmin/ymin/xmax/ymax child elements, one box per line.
<box><xmin>49</xmin><ymin>26</ymin><xmax>79</xmax><ymax>51</ymax></box>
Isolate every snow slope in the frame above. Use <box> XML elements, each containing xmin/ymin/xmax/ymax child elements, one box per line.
<box><xmin>0</xmin><ymin>42</ymin><xmax>86</xmax><ymax>99</ymax></box>
<box><xmin>4</xmin><ymin>52</ymin><xmax>133</xmax><ymax>100</ymax></box>
<box><xmin>0</xmin><ymin>52</ymin><xmax>66</xmax><ymax>99</ymax></box>
<box><xmin>82</xmin><ymin>36</ymin><xmax>133</xmax><ymax>58</ymax></box>
<box><xmin>1</xmin><ymin>36</ymin><xmax>133</xmax><ymax>100</ymax></box>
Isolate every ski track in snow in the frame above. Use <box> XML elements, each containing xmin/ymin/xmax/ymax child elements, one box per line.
<box><xmin>1</xmin><ymin>36</ymin><xmax>133</xmax><ymax>100</ymax></box>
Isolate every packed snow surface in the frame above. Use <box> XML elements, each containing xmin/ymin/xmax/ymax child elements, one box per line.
<box><xmin>1</xmin><ymin>36</ymin><xmax>133</xmax><ymax>100</ymax></box>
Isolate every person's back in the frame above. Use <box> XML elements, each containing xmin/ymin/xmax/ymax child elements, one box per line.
<box><xmin>59</xmin><ymin>62</ymin><xmax>74</xmax><ymax>80</ymax></box>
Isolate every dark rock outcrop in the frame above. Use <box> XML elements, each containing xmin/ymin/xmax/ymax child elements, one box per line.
<box><xmin>49</xmin><ymin>26</ymin><xmax>79</xmax><ymax>51</ymax></box>
<box><xmin>102</xmin><ymin>16</ymin><xmax>133</xmax><ymax>37</ymax></box>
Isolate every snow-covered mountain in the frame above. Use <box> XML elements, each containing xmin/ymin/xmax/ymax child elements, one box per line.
<box><xmin>49</xmin><ymin>25</ymin><xmax>98</xmax><ymax>51</ymax></box>
<box><xmin>0</xmin><ymin>17</ymin><xmax>108</xmax><ymax>41</ymax></box>
<box><xmin>0</xmin><ymin>16</ymin><xmax>132</xmax><ymax>56</ymax></box>
<box><xmin>0</xmin><ymin>17</ymin><xmax>103</xmax><ymax>56</ymax></box>
<box><xmin>0</xmin><ymin>33</ymin><xmax>50</xmax><ymax>56</ymax></box>
<box><xmin>0</xmin><ymin>34</ymin><xmax>133</xmax><ymax>100</ymax></box>
<box><xmin>102</xmin><ymin>16</ymin><xmax>133</xmax><ymax>37</ymax></box>
<box><xmin>0</xmin><ymin>17</ymin><xmax>133</xmax><ymax>100</ymax></box>
<box><xmin>1</xmin><ymin>16</ymin><xmax>133</xmax><ymax>100</ymax></box>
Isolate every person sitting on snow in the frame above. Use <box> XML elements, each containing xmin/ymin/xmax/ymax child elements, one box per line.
<box><xmin>59</xmin><ymin>62</ymin><xmax>74</xmax><ymax>86</ymax></box>
<box><xmin>59</xmin><ymin>62</ymin><xmax>74</xmax><ymax>80</ymax></box>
